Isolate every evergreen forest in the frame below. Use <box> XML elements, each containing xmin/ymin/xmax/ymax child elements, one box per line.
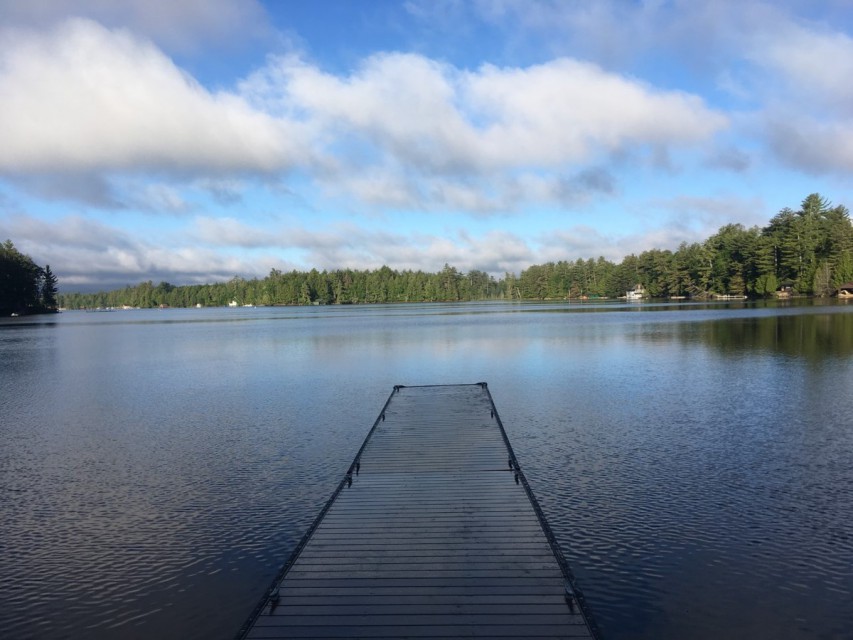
<box><xmin>55</xmin><ymin>194</ymin><xmax>853</xmax><ymax>309</ymax></box>
<box><xmin>1</xmin><ymin>240</ymin><xmax>58</xmax><ymax>315</ymax></box>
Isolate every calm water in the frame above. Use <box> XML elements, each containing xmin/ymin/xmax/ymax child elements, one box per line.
<box><xmin>2</xmin><ymin>301</ymin><xmax>852</xmax><ymax>639</ymax></box>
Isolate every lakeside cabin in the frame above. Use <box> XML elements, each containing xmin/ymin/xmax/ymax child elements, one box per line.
<box><xmin>776</xmin><ymin>281</ymin><xmax>795</xmax><ymax>298</ymax></box>
<box><xmin>836</xmin><ymin>282</ymin><xmax>853</xmax><ymax>298</ymax></box>
<box><xmin>626</xmin><ymin>283</ymin><xmax>645</xmax><ymax>300</ymax></box>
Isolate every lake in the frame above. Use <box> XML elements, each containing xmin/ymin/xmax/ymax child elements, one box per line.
<box><xmin>1</xmin><ymin>300</ymin><xmax>852</xmax><ymax>639</ymax></box>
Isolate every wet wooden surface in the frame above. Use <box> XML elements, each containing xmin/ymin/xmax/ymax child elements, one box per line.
<box><xmin>241</xmin><ymin>384</ymin><xmax>595</xmax><ymax>639</ymax></box>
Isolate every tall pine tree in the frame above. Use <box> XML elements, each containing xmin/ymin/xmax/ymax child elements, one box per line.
<box><xmin>41</xmin><ymin>264</ymin><xmax>59</xmax><ymax>309</ymax></box>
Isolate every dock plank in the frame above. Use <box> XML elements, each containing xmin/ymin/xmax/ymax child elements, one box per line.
<box><xmin>238</xmin><ymin>384</ymin><xmax>597</xmax><ymax>639</ymax></box>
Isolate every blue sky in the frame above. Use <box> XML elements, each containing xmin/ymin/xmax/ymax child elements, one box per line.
<box><xmin>1</xmin><ymin>0</ymin><xmax>852</xmax><ymax>291</ymax></box>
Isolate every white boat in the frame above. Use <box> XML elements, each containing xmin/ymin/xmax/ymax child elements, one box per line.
<box><xmin>626</xmin><ymin>284</ymin><xmax>645</xmax><ymax>301</ymax></box>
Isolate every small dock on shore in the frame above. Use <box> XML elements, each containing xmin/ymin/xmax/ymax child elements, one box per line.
<box><xmin>238</xmin><ymin>383</ymin><xmax>598</xmax><ymax>639</ymax></box>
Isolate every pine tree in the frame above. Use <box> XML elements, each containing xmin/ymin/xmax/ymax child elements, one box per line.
<box><xmin>813</xmin><ymin>261</ymin><xmax>834</xmax><ymax>297</ymax></box>
<box><xmin>834</xmin><ymin>251</ymin><xmax>853</xmax><ymax>288</ymax></box>
<box><xmin>41</xmin><ymin>264</ymin><xmax>58</xmax><ymax>309</ymax></box>
<box><xmin>1</xmin><ymin>240</ymin><xmax>44</xmax><ymax>314</ymax></box>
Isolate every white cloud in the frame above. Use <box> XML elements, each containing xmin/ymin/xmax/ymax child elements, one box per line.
<box><xmin>0</xmin><ymin>213</ymin><xmax>266</xmax><ymax>289</ymax></box>
<box><xmin>332</xmin><ymin>171</ymin><xmax>425</xmax><ymax>211</ymax></box>
<box><xmin>401</xmin><ymin>1</ymin><xmax>853</xmax><ymax>182</ymax></box>
<box><xmin>257</xmin><ymin>53</ymin><xmax>727</xmax><ymax>172</ymax></box>
<box><xmin>445</xmin><ymin>1</ymin><xmax>853</xmax><ymax>179</ymax></box>
<box><xmin>192</xmin><ymin>216</ymin><xmax>274</xmax><ymax>248</ymax></box>
<box><xmin>0</xmin><ymin>16</ymin><xmax>730</xmax><ymax>213</ymax></box>
<box><xmin>243</xmin><ymin>53</ymin><xmax>479</xmax><ymax>173</ymax></box>
<box><xmin>1</xmin><ymin>195</ymin><xmax>795</xmax><ymax>292</ymax></box>
<box><xmin>464</xmin><ymin>58</ymin><xmax>727</xmax><ymax>164</ymax></box>
<box><xmin>2</xmin><ymin>213</ymin><xmax>135</xmax><ymax>252</ymax></box>
<box><xmin>239</xmin><ymin>51</ymin><xmax>727</xmax><ymax>212</ymax></box>
<box><xmin>186</xmin><ymin>215</ymin><xmax>540</xmax><ymax>275</ymax></box>
<box><xmin>0</xmin><ymin>19</ymin><xmax>307</xmax><ymax>175</ymax></box>
<box><xmin>743</xmin><ymin>19</ymin><xmax>853</xmax><ymax>173</ymax></box>
<box><xmin>750</xmin><ymin>23</ymin><xmax>853</xmax><ymax>116</ymax></box>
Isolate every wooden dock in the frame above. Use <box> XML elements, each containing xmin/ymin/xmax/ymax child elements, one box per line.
<box><xmin>237</xmin><ymin>383</ymin><xmax>598</xmax><ymax>639</ymax></box>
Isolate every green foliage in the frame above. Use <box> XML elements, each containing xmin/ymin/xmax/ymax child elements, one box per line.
<box><xmin>41</xmin><ymin>265</ymin><xmax>58</xmax><ymax>309</ymax></box>
<box><xmin>58</xmin><ymin>266</ymin><xmax>506</xmax><ymax>309</ymax></box>
<box><xmin>1</xmin><ymin>240</ymin><xmax>58</xmax><ymax>315</ymax></box>
<box><xmin>55</xmin><ymin>193</ymin><xmax>853</xmax><ymax>308</ymax></box>
<box><xmin>760</xmin><ymin>195</ymin><xmax>853</xmax><ymax>294</ymax></box>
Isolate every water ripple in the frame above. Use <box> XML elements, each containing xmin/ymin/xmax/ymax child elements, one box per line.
<box><xmin>2</xmin><ymin>305</ymin><xmax>853</xmax><ymax>639</ymax></box>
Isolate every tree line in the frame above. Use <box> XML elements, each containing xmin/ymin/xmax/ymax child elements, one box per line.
<box><xmin>55</xmin><ymin>193</ymin><xmax>853</xmax><ymax>309</ymax></box>
<box><xmin>1</xmin><ymin>240</ymin><xmax>58</xmax><ymax>315</ymax></box>
<box><xmin>58</xmin><ymin>264</ymin><xmax>504</xmax><ymax>309</ymax></box>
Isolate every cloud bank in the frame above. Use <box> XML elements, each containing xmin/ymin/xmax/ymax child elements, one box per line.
<box><xmin>1</xmin><ymin>18</ymin><xmax>727</xmax><ymax>212</ymax></box>
<box><xmin>1</xmin><ymin>2</ymin><xmax>852</xmax><ymax>290</ymax></box>
<box><xmin>0</xmin><ymin>19</ymin><xmax>304</xmax><ymax>176</ymax></box>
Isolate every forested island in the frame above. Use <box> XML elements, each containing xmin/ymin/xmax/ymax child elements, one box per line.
<box><xmin>55</xmin><ymin>193</ymin><xmax>853</xmax><ymax>309</ymax></box>
<box><xmin>1</xmin><ymin>241</ymin><xmax>58</xmax><ymax>316</ymax></box>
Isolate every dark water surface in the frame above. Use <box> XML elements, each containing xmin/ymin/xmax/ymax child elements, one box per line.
<box><xmin>2</xmin><ymin>301</ymin><xmax>852</xmax><ymax>639</ymax></box>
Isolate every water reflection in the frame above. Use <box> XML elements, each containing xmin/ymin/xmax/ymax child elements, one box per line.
<box><xmin>694</xmin><ymin>309</ymin><xmax>853</xmax><ymax>359</ymax></box>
